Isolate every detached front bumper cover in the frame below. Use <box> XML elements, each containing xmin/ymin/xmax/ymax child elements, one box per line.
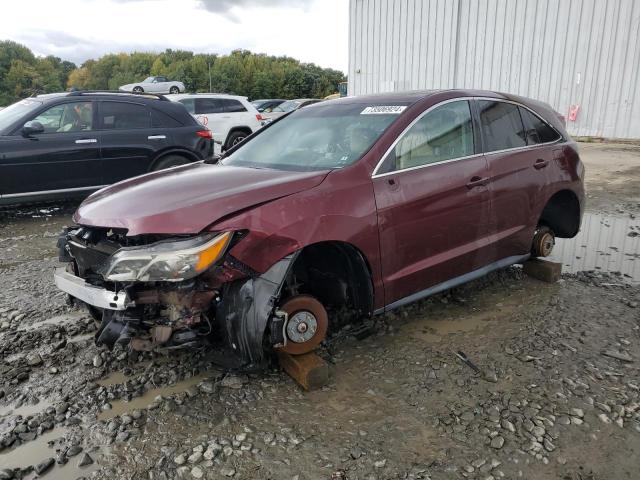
<box><xmin>53</xmin><ymin>268</ymin><xmax>134</xmax><ymax>310</ymax></box>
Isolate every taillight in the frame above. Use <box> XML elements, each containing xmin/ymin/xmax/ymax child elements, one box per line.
<box><xmin>196</xmin><ymin>129</ymin><xmax>212</xmax><ymax>139</ymax></box>
<box><xmin>256</xmin><ymin>113</ymin><xmax>264</xmax><ymax>121</ymax></box>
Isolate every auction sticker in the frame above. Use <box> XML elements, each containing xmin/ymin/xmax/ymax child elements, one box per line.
<box><xmin>361</xmin><ymin>105</ymin><xmax>407</xmax><ymax>114</ymax></box>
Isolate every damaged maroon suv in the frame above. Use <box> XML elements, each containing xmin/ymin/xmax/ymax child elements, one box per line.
<box><xmin>55</xmin><ymin>90</ymin><xmax>585</xmax><ymax>369</ymax></box>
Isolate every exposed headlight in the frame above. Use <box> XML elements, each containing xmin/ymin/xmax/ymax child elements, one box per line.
<box><xmin>101</xmin><ymin>232</ymin><xmax>232</xmax><ymax>282</ymax></box>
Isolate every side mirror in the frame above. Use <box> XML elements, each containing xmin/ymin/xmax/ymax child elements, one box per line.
<box><xmin>207</xmin><ymin>153</ymin><xmax>222</xmax><ymax>164</ymax></box>
<box><xmin>22</xmin><ymin>121</ymin><xmax>45</xmax><ymax>137</ymax></box>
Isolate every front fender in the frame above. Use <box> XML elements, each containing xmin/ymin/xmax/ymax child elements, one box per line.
<box><xmin>215</xmin><ymin>253</ymin><xmax>298</xmax><ymax>369</ymax></box>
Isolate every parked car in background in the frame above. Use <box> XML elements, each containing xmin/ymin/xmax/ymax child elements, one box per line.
<box><xmin>262</xmin><ymin>98</ymin><xmax>322</xmax><ymax>121</ymax></box>
<box><xmin>251</xmin><ymin>99</ymin><xmax>286</xmax><ymax>113</ymax></box>
<box><xmin>54</xmin><ymin>90</ymin><xmax>584</xmax><ymax>368</ymax></box>
<box><xmin>168</xmin><ymin>93</ymin><xmax>264</xmax><ymax>152</ymax></box>
<box><xmin>119</xmin><ymin>76</ymin><xmax>185</xmax><ymax>94</ymax></box>
<box><xmin>0</xmin><ymin>91</ymin><xmax>212</xmax><ymax>205</ymax></box>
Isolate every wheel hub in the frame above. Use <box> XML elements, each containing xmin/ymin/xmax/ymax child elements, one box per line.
<box><xmin>277</xmin><ymin>295</ymin><xmax>328</xmax><ymax>355</ymax></box>
<box><xmin>286</xmin><ymin>311</ymin><xmax>318</xmax><ymax>343</ymax></box>
<box><xmin>539</xmin><ymin>232</ymin><xmax>555</xmax><ymax>256</ymax></box>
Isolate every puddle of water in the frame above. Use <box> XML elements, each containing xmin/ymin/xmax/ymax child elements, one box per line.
<box><xmin>405</xmin><ymin>298</ymin><xmax>521</xmax><ymax>342</ymax></box>
<box><xmin>0</xmin><ymin>399</ymin><xmax>53</xmax><ymax>419</ymax></box>
<box><xmin>97</xmin><ymin>373</ymin><xmax>210</xmax><ymax>421</ymax></box>
<box><xmin>22</xmin><ymin>459</ymin><xmax>98</xmax><ymax>480</ymax></box>
<box><xmin>97</xmin><ymin>371</ymin><xmax>128</xmax><ymax>387</ymax></box>
<box><xmin>408</xmin><ymin>314</ymin><xmax>490</xmax><ymax>342</ymax></box>
<box><xmin>550</xmin><ymin>212</ymin><xmax>640</xmax><ymax>283</ymax></box>
<box><xmin>0</xmin><ymin>428</ymin><xmax>68</xmax><ymax>470</ymax></box>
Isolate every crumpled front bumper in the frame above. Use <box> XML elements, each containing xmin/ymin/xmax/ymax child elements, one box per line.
<box><xmin>53</xmin><ymin>268</ymin><xmax>133</xmax><ymax>311</ymax></box>
<box><xmin>55</xmin><ymin>224</ymin><xmax>299</xmax><ymax>368</ymax></box>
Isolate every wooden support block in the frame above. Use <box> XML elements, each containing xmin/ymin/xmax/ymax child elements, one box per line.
<box><xmin>277</xmin><ymin>351</ymin><xmax>329</xmax><ymax>391</ymax></box>
<box><xmin>523</xmin><ymin>258</ymin><xmax>562</xmax><ymax>283</ymax></box>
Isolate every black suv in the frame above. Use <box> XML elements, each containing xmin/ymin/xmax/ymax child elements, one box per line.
<box><xmin>0</xmin><ymin>91</ymin><xmax>213</xmax><ymax>205</ymax></box>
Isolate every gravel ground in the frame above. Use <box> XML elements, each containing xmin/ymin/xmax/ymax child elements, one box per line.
<box><xmin>0</xmin><ymin>142</ymin><xmax>638</xmax><ymax>480</ymax></box>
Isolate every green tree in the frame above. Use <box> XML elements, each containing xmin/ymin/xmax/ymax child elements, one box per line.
<box><xmin>0</xmin><ymin>42</ymin><xmax>346</xmax><ymax>105</ymax></box>
<box><xmin>150</xmin><ymin>58</ymin><xmax>167</xmax><ymax>76</ymax></box>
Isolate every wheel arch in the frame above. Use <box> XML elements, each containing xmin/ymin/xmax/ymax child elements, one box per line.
<box><xmin>224</xmin><ymin>126</ymin><xmax>253</xmax><ymax>149</ymax></box>
<box><xmin>538</xmin><ymin>189</ymin><xmax>582</xmax><ymax>238</ymax></box>
<box><xmin>148</xmin><ymin>148</ymin><xmax>199</xmax><ymax>171</ymax></box>
<box><xmin>281</xmin><ymin>240</ymin><xmax>375</xmax><ymax>322</ymax></box>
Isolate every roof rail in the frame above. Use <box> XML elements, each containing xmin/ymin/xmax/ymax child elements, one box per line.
<box><xmin>67</xmin><ymin>90</ymin><xmax>169</xmax><ymax>101</ymax></box>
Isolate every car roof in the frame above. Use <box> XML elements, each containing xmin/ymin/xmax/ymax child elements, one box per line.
<box><xmin>327</xmin><ymin>89</ymin><xmax>528</xmax><ymax>106</ymax></box>
<box><xmin>35</xmin><ymin>91</ymin><xmax>168</xmax><ymax>103</ymax></box>
<box><xmin>34</xmin><ymin>93</ymin><xmax>69</xmax><ymax>100</ymax></box>
<box><xmin>167</xmin><ymin>93</ymin><xmax>249</xmax><ymax>101</ymax></box>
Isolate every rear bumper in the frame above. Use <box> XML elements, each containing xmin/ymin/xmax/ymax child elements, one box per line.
<box><xmin>53</xmin><ymin>268</ymin><xmax>133</xmax><ymax>311</ymax></box>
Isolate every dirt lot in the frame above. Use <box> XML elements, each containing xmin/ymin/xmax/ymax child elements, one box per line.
<box><xmin>0</xmin><ymin>142</ymin><xmax>638</xmax><ymax>480</ymax></box>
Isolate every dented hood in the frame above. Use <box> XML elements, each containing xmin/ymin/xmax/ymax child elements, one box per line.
<box><xmin>74</xmin><ymin>163</ymin><xmax>330</xmax><ymax>236</ymax></box>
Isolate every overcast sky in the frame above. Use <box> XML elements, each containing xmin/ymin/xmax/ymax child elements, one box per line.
<box><xmin>1</xmin><ymin>0</ymin><xmax>348</xmax><ymax>72</ymax></box>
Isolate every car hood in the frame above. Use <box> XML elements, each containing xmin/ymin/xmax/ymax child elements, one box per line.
<box><xmin>73</xmin><ymin>163</ymin><xmax>330</xmax><ymax>236</ymax></box>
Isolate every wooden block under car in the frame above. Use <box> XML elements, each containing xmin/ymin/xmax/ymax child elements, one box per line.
<box><xmin>523</xmin><ymin>258</ymin><xmax>562</xmax><ymax>283</ymax></box>
<box><xmin>277</xmin><ymin>351</ymin><xmax>329</xmax><ymax>391</ymax></box>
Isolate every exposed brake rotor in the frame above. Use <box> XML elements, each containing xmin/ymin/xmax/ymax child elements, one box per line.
<box><xmin>532</xmin><ymin>226</ymin><xmax>555</xmax><ymax>257</ymax></box>
<box><xmin>277</xmin><ymin>295</ymin><xmax>328</xmax><ymax>355</ymax></box>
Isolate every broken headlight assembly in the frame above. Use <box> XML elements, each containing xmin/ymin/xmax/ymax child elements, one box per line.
<box><xmin>99</xmin><ymin>231</ymin><xmax>233</xmax><ymax>282</ymax></box>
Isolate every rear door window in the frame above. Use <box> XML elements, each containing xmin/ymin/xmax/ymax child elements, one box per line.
<box><xmin>519</xmin><ymin>107</ymin><xmax>561</xmax><ymax>145</ymax></box>
<box><xmin>381</xmin><ymin>100</ymin><xmax>474</xmax><ymax>172</ymax></box>
<box><xmin>101</xmin><ymin>102</ymin><xmax>150</xmax><ymax>129</ymax></box>
<box><xmin>178</xmin><ymin>98</ymin><xmax>195</xmax><ymax>114</ymax></box>
<box><xmin>151</xmin><ymin>108</ymin><xmax>182</xmax><ymax>127</ymax></box>
<box><xmin>478</xmin><ymin>100</ymin><xmax>526</xmax><ymax>152</ymax></box>
<box><xmin>195</xmin><ymin>98</ymin><xmax>224</xmax><ymax>114</ymax></box>
<box><xmin>221</xmin><ymin>99</ymin><xmax>247</xmax><ymax>113</ymax></box>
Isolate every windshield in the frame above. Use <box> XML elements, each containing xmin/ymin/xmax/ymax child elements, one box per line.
<box><xmin>143</xmin><ymin>77</ymin><xmax>154</xmax><ymax>83</ymax></box>
<box><xmin>273</xmin><ymin>100</ymin><xmax>300</xmax><ymax>113</ymax></box>
<box><xmin>221</xmin><ymin>103</ymin><xmax>405</xmax><ymax>171</ymax></box>
<box><xmin>0</xmin><ymin>99</ymin><xmax>43</xmax><ymax>133</ymax></box>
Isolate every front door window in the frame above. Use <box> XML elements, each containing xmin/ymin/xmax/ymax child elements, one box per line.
<box><xmin>380</xmin><ymin>100</ymin><xmax>474</xmax><ymax>173</ymax></box>
<box><xmin>32</xmin><ymin>102</ymin><xmax>93</xmax><ymax>133</ymax></box>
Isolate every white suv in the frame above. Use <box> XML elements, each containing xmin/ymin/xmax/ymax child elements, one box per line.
<box><xmin>168</xmin><ymin>94</ymin><xmax>264</xmax><ymax>152</ymax></box>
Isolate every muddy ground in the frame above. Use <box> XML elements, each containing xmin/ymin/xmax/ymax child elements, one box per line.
<box><xmin>0</xmin><ymin>142</ymin><xmax>638</xmax><ymax>480</ymax></box>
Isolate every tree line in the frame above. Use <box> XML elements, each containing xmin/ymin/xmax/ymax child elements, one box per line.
<box><xmin>0</xmin><ymin>40</ymin><xmax>346</xmax><ymax>106</ymax></box>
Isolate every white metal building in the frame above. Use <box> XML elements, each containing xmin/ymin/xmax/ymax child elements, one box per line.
<box><xmin>348</xmin><ymin>0</ymin><xmax>640</xmax><ymax>140</ymax></box>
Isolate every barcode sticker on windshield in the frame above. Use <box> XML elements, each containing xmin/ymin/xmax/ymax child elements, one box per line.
<box><xmin>361</xmin><ymin>105</ymin><xmax>407</xmax><ymax>115</ymax></box>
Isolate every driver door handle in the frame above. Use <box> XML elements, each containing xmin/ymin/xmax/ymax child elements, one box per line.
<box><xmin>534</xmin><ymin>158</ymin><xmax>549</xmax><ymax>169</ymax></box>
<box><xmin>466</xmin><ymin>176</ymin><xmax>489</xmax><ymax>188</ymax></box>
<box><xmin>75</xmin><ymin>139</ymin><xmax>97</xmax><ymax>144</ymax></box>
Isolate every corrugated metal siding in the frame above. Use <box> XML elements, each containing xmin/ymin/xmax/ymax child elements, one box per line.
<box><xmin>348</xmin><ymin>0</ymin><xmax>640</xmax><ymax>139</ymax></box>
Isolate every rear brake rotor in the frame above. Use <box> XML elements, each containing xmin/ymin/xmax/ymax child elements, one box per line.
<box><xmin>277</xmin><ymin>295</ymin><xmax>328</xmax><ymax>355</ymax></box>
<box><xmin>533</xmin><ymin>227</ymin><xmax>555</xmax><ymax>257</ymax></box>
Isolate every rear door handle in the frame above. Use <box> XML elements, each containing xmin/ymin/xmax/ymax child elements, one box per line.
<box><xmin>148</xmin><ymin>135</ymin><xmax>166</xmax><ymax>140</ymax></box>
<box><xmin>466</xmin><ymin>176</ymin><xmax>489</xmax><ymax>188</ymax></box>
<box><xmin>534</xmin><ymin>158</ymin><xmax>549</xmax><ymax>169</ymax></box>
<box><xmin>75</xmin><ymin>139</ymin><xmax>97</xmax><ymax>144</ymax></box>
